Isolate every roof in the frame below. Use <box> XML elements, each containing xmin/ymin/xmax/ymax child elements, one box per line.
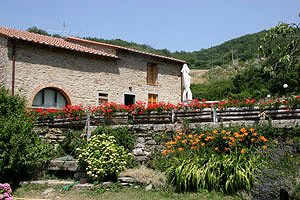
<box><xmin>67</xmin><ymin>37</ymin><xmax>186</xmax><ymax>64</ymax></box>
<box><xmin>0</xmin><ymin>26</ymin><xmax>186</xmax><ymax>64</ymax></box>
<box><xmin>0</xmin><ymin>26</ymin><xmax>118</xmax><ymax>59</ymax></box>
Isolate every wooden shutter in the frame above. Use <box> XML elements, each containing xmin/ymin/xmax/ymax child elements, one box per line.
<box><xmin>147</xmin><ymin>63</ymin><xmax>158</xmax><ymax>85</ymax></box>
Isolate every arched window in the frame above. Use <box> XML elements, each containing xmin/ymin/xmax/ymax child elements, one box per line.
<box><xmin>32</xmin><ymin>88</ymin><xmax>67</xmax><ymax>108</ymax></box>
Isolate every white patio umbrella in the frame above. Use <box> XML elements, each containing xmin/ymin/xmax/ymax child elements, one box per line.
<box><xmin>181</xmin><ymin>63</ymin><xmax>193</xmax><ymax>101</ymax></box>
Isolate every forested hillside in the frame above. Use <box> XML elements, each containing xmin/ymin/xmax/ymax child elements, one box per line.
<box><xmin>27</xmin><ymin>26</ymin><xmax>266</xmax><ymax>69</ymax></box>
<box><xmin>86</xmin><ymin>31</ymin><xmax>266</xmax><ymax>69</ymax></box>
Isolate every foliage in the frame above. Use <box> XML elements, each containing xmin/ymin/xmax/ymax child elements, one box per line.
<box><xmin>27</xmin><ymin>26</ymin><xmax>51</xmax><ymax>36</ymax></box>
<box><xmin>162</xmin><ymin>128</ymin><xmax>268</xmax><ymax>157</ymax></box>
<box><xmin>0</xmin><ymin>87</ymin><xmax>54</xmax><ymax>186</ymax></box>
<box><xmin>191</xmin><ymin>80</ymin><xmax>236</xmax><ymax>100</ymax></box>
<box><xmin>26</xmin><ymin>26</ymin><xmax>266</xmax><ymax>70</ymax></box>
<box><xmin>161</xmin><ymin>127</ymin><xmax>267</xmax><ymax>194</ymax></box>
<box><xmin>166</xmin><ymin>154</ymin><xmax>261</xmax><ymax>194</ymax></box>
<box><xmin>92</xmin><ymin>126</ymin><xmax>135</xmax><ymax>152</ymax></box>
<box><xmin>250</xmin><ymin>137</ymin><xmax>300</xmax><ymax>200</ymax></box>
<box><xmin>77</xmin><ymin>134</ymin><xmax>129</xmax><ymax>181</ymax></box>
<box><xmin>56</xmin><ymin>129</ymin><xmax>86</xmax><ymax>158</ymax></box>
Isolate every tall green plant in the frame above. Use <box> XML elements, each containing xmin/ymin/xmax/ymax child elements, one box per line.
<box><xmin>166</xmin><ymin>154</ymin><xmax>262</xmax><ymax>194</ymax></box>
<box><xmin>0</xmin><ymin>87</ymin><xmax>53</xmax><ymax>186</ymax></box>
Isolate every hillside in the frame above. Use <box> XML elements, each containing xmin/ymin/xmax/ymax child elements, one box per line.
<box><xmin>27</xmin><ymin>26</ymin><xmax>266</xmax><ymax>69</ymax></box>
<box><xmin>86</xmin><ymin>31</ymin><xmax>266</xmax><ymax>69</ymax></box>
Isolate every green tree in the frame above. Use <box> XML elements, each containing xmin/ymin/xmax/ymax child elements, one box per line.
<box><xmin>0</xmin><ymin>87</ymin><xmax>53</xmax><ymax>186</ymax></box>
<box><xmin>259</xmin><ymin>21</ymin><xmax>300</xmax><ymax>96</ymax></box>
<box><xmin>26</xmin><ymin>26</ymin><xmax>50</xmax><ymax>36</ymax></box>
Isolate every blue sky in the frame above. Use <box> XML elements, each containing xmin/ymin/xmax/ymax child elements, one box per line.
<box><xmin>0</xmin><ymin>0</ymin><xmax>299</xmax><ymax>52</ymax></box>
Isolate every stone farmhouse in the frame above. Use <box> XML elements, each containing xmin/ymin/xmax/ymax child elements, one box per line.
<box><xmin>0</xmin><ymin>26</ymin><xmax>186</xmax><ymax>109</ymax></box>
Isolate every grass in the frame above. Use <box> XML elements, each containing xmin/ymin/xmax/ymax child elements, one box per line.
<box><xmin>14</xmin><ymin>183</ymin><xmax>242</xmax><ymax>200</ymax></box>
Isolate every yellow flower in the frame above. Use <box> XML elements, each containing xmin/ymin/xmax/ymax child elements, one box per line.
<box><xmin>263</xmin><ymin>145</ymin><xmax>267</xmax><ymax>150</ymax></box>
<box><xmin>214</xmin><ymin>147</ymin><xmax>219</xmax><ymax>151</ymax></box>
<box><xmin>178</xmin><ymin>147</ymin><xmax>184</xmax><ymax>151</ymax></box>
<box><xmin>240</xmin><ymin>149</ymin><xmax>246</xmax><ymax>154</ymax></box>
<box><xmin>213</xmin><ymin>129</ymin><xmax>218</xmax><ymax>134</ymax></box>
<box><xmin>250</xmin><ymin>128</ymin><xmax>255</xmax><ymax>133</ymax></box>
<box><xmin>221</xmin><ymin>130</ymin><xmax>226</xmax><ymax>134</ymax></box>
<box><xmin>166</xmin><ymin>145</ymin><xmax>172</xmax><ymax>149</ymax></box>
<box><xmin>181</xmin><ymin>139</ymin><xmax>187</xmax><ymax>144</ymax></box>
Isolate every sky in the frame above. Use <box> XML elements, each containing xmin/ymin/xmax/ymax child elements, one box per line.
<box><xmin>0</xmin><ymin>0</ymin><xmax>299</xmax><ymax>52</ymax></box>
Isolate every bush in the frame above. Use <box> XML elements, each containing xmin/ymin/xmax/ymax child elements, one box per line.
<box><xmin>92</xmin><ymin>126</ymin><xmax>135</xmax><ymax>152</ymax></box>
<box><xmin>161</xmin><ymin>127</ymin><xmax>267</xmax><ymax>194</ymax></box>
<box><xmin>56</xmin><ymin>129</ymin><xmax>86</xmax><ymax>158</ymax></box>
<box><xmin>166</xmin><ymin>154</ymin><xmax>262</xmax><ymax>193</ymax></box>
<box><xmin>250</xmin><ymin>137</ymin><xmax>300</xmax><ymax>200</ymax></box>
<box><xmin>0</xmin><ymin>87</ymin><xmax>53</xmax><ymax>186</ymax></box>
<box><xmin>77</xmin><ymin>134</ymin><xmax>129</xmax><ymax>181</ymax></box>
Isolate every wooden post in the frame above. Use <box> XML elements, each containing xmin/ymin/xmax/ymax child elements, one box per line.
<box><xmin>85</xmin><ymin>111</ymin><xmax>91</xmax><ymax>140</ymax></box>
<box><xmin>171</xmin><ymin>110</ymin><xmax>175</xmax><ymax>123</ymax></box>
<box><xmin>212</xmin><ymin>107</ymin><xmax>218</xmax><ymax>122</ymax></box>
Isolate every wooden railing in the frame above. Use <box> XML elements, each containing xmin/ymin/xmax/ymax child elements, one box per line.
<box><xmin>34</xmin><ymin>107</ymin><xmax>300</xmax><ymax>127</ymax></box>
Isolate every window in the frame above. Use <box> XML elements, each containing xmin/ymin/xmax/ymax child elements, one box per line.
<box><xmin>147</xmin><ymin>63</ymin><xmax>158</xmax><ymax>85</ymax></box>
<box><xmin>148</xmin><ymin>93</ymin><xmax>158</xmax><ymax>104</ymax></box>
<box><xmin>124</xmin><ymin>94</ymin><xmax>135</xmax><ymax>106</ymax></box>
<box><xmin>32</xmin><ymin>88</ymin><xmax>67</xmax><ymax>108</ymax></box>
<box><xmin>98</xmin><ymin>93</ymin><xmax>108</xmax><ymax>105</ymax></box>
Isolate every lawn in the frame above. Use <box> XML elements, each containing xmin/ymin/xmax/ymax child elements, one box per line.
<box><xmin>14</xmin><ymin>184</ymin><xmax>242</xmax><ymax>200</ymax></box>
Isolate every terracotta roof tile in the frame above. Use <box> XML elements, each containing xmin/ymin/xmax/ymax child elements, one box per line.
<box><xmin>0</xmin><ymin>26</ymin><xmax>118</xmax><ymax>58</ymax></box>
<box><xmin>67</xmin><ymin>37</ymin><xmax>186</xmax><ymax>64</ymax></box>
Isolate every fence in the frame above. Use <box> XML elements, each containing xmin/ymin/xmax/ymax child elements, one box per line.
<box><xmin>34</xmin><ymin>107</ymin><xmax>300</xmax><ymax>127</ymax></box>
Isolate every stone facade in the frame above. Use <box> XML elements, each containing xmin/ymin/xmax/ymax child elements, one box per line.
<box><xmin>0</xmin><ymin>37</ymin><xmax>182</xmax><ymax>107</ymax></box>
<box><xmin>0</xmin><ymin>37</ymin><xmax>8</xmax><ymax>86</ymax></box>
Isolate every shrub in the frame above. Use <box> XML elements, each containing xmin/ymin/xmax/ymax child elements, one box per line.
<box><xmin>92</xmin><ymin>126</ymin><xmax>135</xmax><ymax>152</ymax></box>
<box><xmin>0</xmin><ymin>87</ymin><xmax>53</xmax><ymax>186</ymax></box>
<box><xmin>166</xmin><ymin>154</ymin><xmax>262</xmax><ymax>193</ymax></box>
<box><xmin>77</xmin><ymin>134</ymin><xmax>129</xmax><ymax>181</ymax></box>
<box><xmin>162</xmin><ymin>127</ymin><xmax>267</xmax><ymax>194</ymax></box>
<box><xmin>56</xmin><ymin>129</ymin><xmax>86</xmax><ymax>158</ymax></box>
<box><xmin>250</xmin><ymin>138</ymin><xmax>300</xmax><ymax>200</ymax></box>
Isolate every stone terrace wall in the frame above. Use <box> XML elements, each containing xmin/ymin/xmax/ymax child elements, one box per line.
<box><xmin>34</xmin><ymin>119</ymin><xmax>300</xmax><ymax>162</ymax></box>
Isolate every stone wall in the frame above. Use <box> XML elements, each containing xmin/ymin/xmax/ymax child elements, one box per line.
<box><xmin>0</xmin><ymin>37</ymin><xmax>8</xmax><ymax>86</ymax></box>
<box><xmin>1</xmin><ymin>38</ymin><xmax>182</xmax><ymax>106</ymax></box>
<box><xmin>34</xmin><ymin>119</ymin><xmax>300</xmax><ymax>162</ymax></box>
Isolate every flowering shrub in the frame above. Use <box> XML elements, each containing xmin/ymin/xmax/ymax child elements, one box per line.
<box><xmin>162</xmin><ymin>127</ymin><xmax>268</xmax><ymax>193</ymax></box>
<box><xmin>0</xmin><ymin>183</ymin><xmax>13</xmax><ymax>200</ymax></box>
<box><xmin>162</xmin><ymin>127</ymin><xmax>268</xmax><ymax>157</ymax></box>
<box><xmin>28</xmin><ymin>96</ymin><xmax>300</xmax><ymax>120</ymax></box>
<box><xmin>77</xmin><ymin>134</ymin><xmax>129</xmax><ymax>181</ymax></box>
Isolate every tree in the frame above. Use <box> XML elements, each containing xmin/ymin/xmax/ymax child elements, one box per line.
<box><xmin>26</xmin><ymin>26</ymin><xmax>50</xmax><ymax>36</ymax></box>
<box><xmin>259</xmin><ymin>20</ymin><xmax>300</xmax><ymax>95</ymax></box>
<box><xmin>0</xmin><ymin>87</ymin><xmax>53</xmax><ymax>186</ymax></box>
